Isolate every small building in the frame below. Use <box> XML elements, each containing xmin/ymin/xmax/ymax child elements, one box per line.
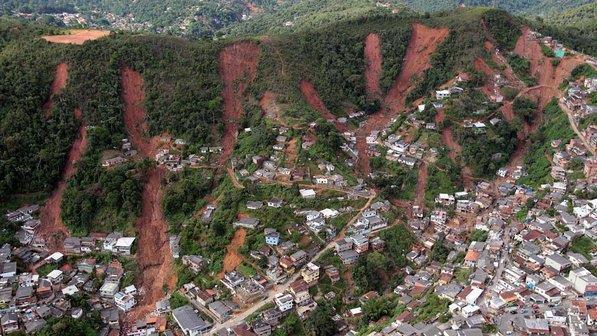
<box><xmin>171</xmin><ymin>305</ymin><xmax>212</xmax><ymax>336</ymax></box>
<box><xmin>274</xmin><ymin>293</ymin><xmax>294</xmax><ymax>312</ymax></box>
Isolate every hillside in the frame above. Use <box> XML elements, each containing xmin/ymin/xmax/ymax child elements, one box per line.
<box><xmin>3</xmin><ymin>0</ymin><xmax>595</xmax><ymax>39</ymax></box>
<box><xmin>0</xmin><ymin>7</ymin><xmax>595</xmax><ymax>336</ymax></box>
<box><xmin>545</xmin><ymin>2</ymin><xmax>597</xmax><ymax>29</ymax></box>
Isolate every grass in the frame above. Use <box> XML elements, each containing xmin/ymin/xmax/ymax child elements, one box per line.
<box><xmin>570</xmin><ymin>235</ymin><xmax>596</xmax><ymax>260</ymax></box>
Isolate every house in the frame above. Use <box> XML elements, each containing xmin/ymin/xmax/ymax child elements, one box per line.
<box><xmin>64</xmin><ymin>237</ymin><xmax>81</xmax><ymax>254</ymax></box>
<box><xmin>103</xmin><ymin>232</ymin><xmax>123</xmax><ymax>252</ymax></box>
<box><xmin>1</xmin><ymin>312</ymin><xmax>18</xmax><ymax>334</ymax></box>
<box><xmin>247</xmin><ymin>201</ymin><xmax>264</xmax><ymax>210</ymax></box>
<box><xmin>267</xmin><ymin>199</ymin><xmax>284</xmax><ymax>208</ymax></box>
<box><xmin>208</xmin><ymin>301</ymin><xmax>233</xmax><ymax>322</ymax></box>
<box><xmin>172</xmin><ymin>305</ymin><xmax>212</xmax><ymax>336</ymax></box>
<box><xmin>544</xmin><ymin>253</ymin><xmax>571</xmax><ymax>272</ymax></box>
<box><xmin>181</xmin><ymin>255</ymin><xmax>205</xmax><ymax>274</ymax></box>
<box><xmin>115</xmin><ymin>237</ymin><xmax>135</xmax><ymax>255</ymax></box>
<box><xmin>114</xmin><ymin>292</ymin><xmax>136</xmax><ymax>312</ymax></box>
<box><xmin>338</xmin><ymin>249</ymin><xmax>359</xmax><ymax>265</ymax></box>
<box><xmin>0</xmin><ymin>262</ymin><xmax>16</xmax><ymax>278</ymax></box>
<box><xmin>436</xmin><ymin>90</ymin><xmax>451</xmax><ymax>100</ymax></box>
<box><xmin>233</xmin><ymin>217</ymin><xmax>260</xmax><ymax>230</ymax></box>
<box><xmin>335</xmin><ymin>238</ymin><xmax>353</xmax><ymax>253</ymax></box>
<box><xmin>264</xmin><ymin>228</ymin><xmax>281</xmax><ymax>246</ymax></box>
<box><xmin>568</xmin><ymin>267</ymin><xmax>597</xmax><ymax>296</ymax></box>
<box><xmin>47</xmin><ymin>269</ymin><xmax>63</xmax><ymax>284</ymax></box>
<box><xmin>274</xmin><ymin>293</ymin><xmax>294</xmax><ymax>312</ymax></box>
<box><xmin>351</xmin><ymin>234</ymin><xmax>369</xmax><ymax>254</ymax></box>
<box><xmin>100</xmin><ymin>281</ymin><xmax>119</xmax><ymax>298</ymax></box>
<box><xmin>301</xmin><ymin>262</ymin><xmax>320</xmax><ymax>285</ymax></box>
<box><xmin>299</xmin><ymin>189</ymin><xmax>316</xmax><ymax>199</ymax></box>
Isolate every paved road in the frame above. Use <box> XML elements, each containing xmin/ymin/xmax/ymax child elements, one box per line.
<box><xmin>211</xmin><ymin>192</ymin><xmax>376</xmax><ymax>334</ymax></box>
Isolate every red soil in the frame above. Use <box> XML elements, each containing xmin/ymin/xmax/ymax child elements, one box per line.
<box><xmin>299</xmin><ymin>80</ymin><xmax>349</xmax><ymax>133</ymax></box>
<box><xmin>384</xmin><ymin>24</ymin><xmax>449</xmax><ymax>111</ymax></box>
<box><xmin>219</xmin><ymin>42</ymin><xmax>261</xmax><ymax>166</ymax></box>
<box><xmin>484</xmin><ymin>40</ymin><xmax>523</xmax><ymax>87</ymax></box>
<box><xmin>503</xmin><ymin>27</ymin><xmax>586</xmax><ymax>170</ymax></box>
<box><xmin>43</xmin><ymin>63</ymin><xmax>69</xmax><ymax>118</ymax></box>
<box><xmin>39</xmin><ymin>109</ymin><xmax>86</xmax><ymax>252</ymax></box>
<box><xmin>364</xmin><ymin>33</ymin><xmax>382</xmax><ymax>98</ymax></box>
<box><xmin>121</xmin><ymin>67</ymin><xmax>176</xmax><ymax>321</ymax></box>
<box><xmin>220</xmin><ymin>228</ymin><xmax>247</xmax><ymax>278</ymax></box>
<box><xmin>473</xmin><ymin>57</ymin><xmax>498</xmax><ymax>98</ymax></box>
<box><xmin>356</xmin><ymin>24</ymin><xmax>449</xmax><ymax>175</ymax></box>
<box><xmin>415</xmin><ymin>162</ymin><xmax>428</xmax><ymax>208</ymax></box>
<box><xmin>42</xmin><ymin>29</ymin><xmax>110</xmax><ymax>45</ymax></box>
<box><xmin>260</xmin><ymin>91</ymin><xmax>281</xmax><ymax>120</ymax></box>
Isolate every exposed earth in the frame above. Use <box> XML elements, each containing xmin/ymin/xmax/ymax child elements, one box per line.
<box><xmin>42</xmin><ymin>29</ymin><xmax>111</xmax><ymax>45</ymax></box>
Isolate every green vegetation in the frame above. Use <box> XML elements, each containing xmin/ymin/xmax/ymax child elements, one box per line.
<box><xmin>520</xmin><ymin>99</ymin><xmax>575</xmax><ymax>187</ymax></box>
<box><xmin>545</xmin><ymin>2</ymin><xmax>597</xmax><ymax>30</ymax></box>
<box><xmin>412</xmin><ymin>293</ymin><xmax>450</xmax><ymax>323</ymax></box>
<box><xmin>164</xmin><ymin>169</ymin><xmax>214</xmax><ymax>230</ymax></box>
<box><xmin>425</xmin><ymin>150</ymin><xmax>461</xmax><ymax>205</ymax></box>
<box><xmin>470</xmin><ymin>229</ymin><xmax>489</xmax><ymax>242</ymax></box>
<box><xmin>508</xmin><ymin>54</ymin><xmax>537</xmax><ymax>86</ymax></box>
<box><xmin>570</xmin><ymin>235</ymin><xmax>596</xmax><ymax>260</ymax></box>
<box><xmin>570</xmin><ymin>63</ymin><xmax>597</xmax><ymax>80</ymax></box>
<box><xmin>482</xmin><ymin>9</ymin><xmax>521</xmax><ymax>51</ymax></box>
<box><xmin>306</xmin><ymin>302</ymin><xmax>336</xmax><ymax>336</ymax></box>
<box><xmin>513</xmin><ymin>96</ymin><xmax>538</xmax><ymax>123</ymax></box>
<box><xmin>169</xmin><ymin>291</ymin><xmax>189</xmax><ymax>309</ymax></box>
<box><xmin>457</xmin><ymin>120</ymin><xmax>518</xmax><ymax>177</ymax></box>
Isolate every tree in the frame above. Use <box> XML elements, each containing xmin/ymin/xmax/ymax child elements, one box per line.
<box><xmin>306</xmin><ymin>302</ymin><xmax>336</xmax><ymax>336</ymax></box>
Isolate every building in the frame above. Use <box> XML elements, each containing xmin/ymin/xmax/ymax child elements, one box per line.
<box><xmin>568</xmin><ymin>268</ymin><xmax>597</xmax><ymax>296</ymax></box>
<box><xmin>436</xmin><ymin>90</ymin><xmax>451</xmax><ymax>100</ymax></box>
<box><xmin>274</xmin><ymin>293</ymin><xmax>294</xmax><ymax>312</ymax></box>
<box><xmin>171</xmin><ymin>305</ymin><xmax>212</xmax><ymax>335</ymax></box>
<box><xmin>114</xmin><ymin>291</ymin><xmax>136</xmax><ymax>312</ymax></box>
<box><xmin>301</xmin><ymin>263</ymin><xmax>320</xmax><ymax>285</ymax></box>
<box><xmin>115</xmin><ymin>237</ymin><xmax>135</xmax><ymax>255</ymax></box>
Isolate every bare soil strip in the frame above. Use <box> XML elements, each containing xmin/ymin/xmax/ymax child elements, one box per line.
<box><xmin>121</xmin><ymin>67</ymin><xmax>176</xmax><ymax>321</ymax></box>
<box><xmin>43</xmin><ymin>63</ymin><xmax>69</xmax><ymax>118</ymax></box>
<box><xmin>503</xmin><ymin>28</ymin><xmax>587</xmax><ymax>167</ymax></box>
<box><xmin>219</xmin><ymin>42</ymin><xmax>261</xmax><ymax>166</ymax></box>
<box><xmin>415</xmin><ymin>162</ymin><xmax>428</xmax><ymax>208</ymax></box>
<box><xmin>42</xmin><ymin>29</ymin><xmax>110</xmax><ymax>45</ymax></box>
<box><xmin>364</xmin><ymin>33</ymin><xmax>382</xmax><ymax>98</ymax></box>
<box><xmin>220</xmin><ymin>228</ymin><xmax>247</xmax><ymax>279</ymax></box>
<box><xmin>39</xmin><ymin>108</ymin><xmax>86</xmax><ymax>252</ymax></box>
<box><xmin>299</xmin><ymin>80</ymin><xmax>349</xmax><ymax>133</ymax></box>
<box><xmin>356</xmin><ymin>24</ymin><xmax>449</xmax><ymax>175</ymax></box>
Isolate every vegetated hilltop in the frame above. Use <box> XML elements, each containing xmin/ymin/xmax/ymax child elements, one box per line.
<box><xmin>545</xmin><ymin>2</ymin><xmax>597</xmax><ymax>29</ymax></box>
<box><xmin>4</xmin><ymin>0</ymin><xmax>594</xmax><ymax>40</ymax></box>
<box><xmin>402</xmin><ymin>0</ymin><xmax>594</xmax><ymax>15</ymax></box>
<box><xmin>1</xmin><ymin>0</ymin><xmax>287</xmax><ymax>37</ymax></box>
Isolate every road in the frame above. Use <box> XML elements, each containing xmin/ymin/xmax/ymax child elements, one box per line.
<box><xmin>212</xmin><ymin>192</ymin><xmax>376</xmax><ymax>333</ymax></box>
<box><xmin>559</xmin><ymin>100</ymin><xmax>596</xmax><ymax>156</ymax></box>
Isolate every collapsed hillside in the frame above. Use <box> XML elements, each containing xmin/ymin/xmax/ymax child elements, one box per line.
<box><xmin>0</xmin><ymin>8</ymin><xmax>593</xmax><ymax>328</ymax></box>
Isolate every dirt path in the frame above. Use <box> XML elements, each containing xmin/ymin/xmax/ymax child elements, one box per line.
<box><xmin>220</xmin><ymin>228</ymin><xmax>247</xmax><ymax>278</ymax></box>
<box><xmin>42</xmin><ymin>29</ymin><xmax>110</xmax><ymax>45</ymax></box>
<box><xmin>299</xmin><ymin>80</ymin><xmax>349</xmax><ymax>133</ymax></box>
<box><xmin>121</xmin><ymin>67</ymin><xmax>176</xmax><ymax>321</ymax></box>
<box><xmin>38</xmin><ymin>109</ymin><xmax>86</xmax><ymax>252</ymax></box>
<box><xmin>415</xmin><ymin>162</ymin><xmax>428</xmax><ymax>208</ymax></box>
<box><xmin>43</xmin><ymin>63</ymin><xmax>69</xmax><ymax>118</ymax></box>
<box><xmin>503</xmin><ymin>28</ymin><xmax>587</xmax><ymax>168</ymax></box>
<box><xmin>227</xmin><ymin>167</ymin><xmax>245</xmax><ymax>189</ymax></box>
<box><xmin>219</xmin><ymin>42</ymin><xmax>261</xmax><ymax>166</ymax></box>
<box><xmin>356</xmin><ymin>24</ymin><xmax>449</xmax><ymax>175</ymax></box>
<box><xmin>364</xmin><ymin>33</ymin><xmax>382</xmax><ymax>98</ymax></box>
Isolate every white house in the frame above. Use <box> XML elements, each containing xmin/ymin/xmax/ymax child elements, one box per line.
<box><xmin>114</xmin><ymin>291</ymin><xmax>136</xmax><ymax>312</ymax></box>
<box><xmin>436</xmin><ymin>90</ymin><xmax>451</xmax><ymax>100</ymax></box>
<box><xmin>274</xmin><ymin>293</ymin><xmax>294</xmax><ymax>312</ymax></box>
